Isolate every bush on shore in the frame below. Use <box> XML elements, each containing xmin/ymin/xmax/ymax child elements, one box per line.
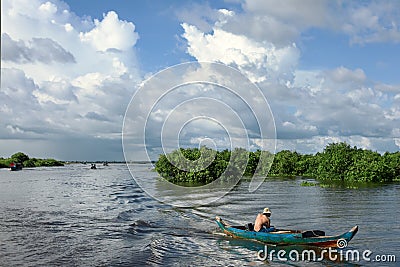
<box><xmin>155</xmin><ymin>143</ymin><xmax>400</xmax><ymax>184</ymax></box>
<box><xmin>0</xmin><ymin>152</ymin><xmax>64</xmax><ymax>168</ymax></box>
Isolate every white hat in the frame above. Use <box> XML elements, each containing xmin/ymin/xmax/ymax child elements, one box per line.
<box><xmin>263</xmin><ymin>207</ymin><xmax>271</xmax><ymax>214</ymax></box>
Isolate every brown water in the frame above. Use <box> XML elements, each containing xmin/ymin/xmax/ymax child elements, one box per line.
<box><xmin>0</xmin><ymin>164</ymin><xmax>398</xmax><ymax>266</ymax></box>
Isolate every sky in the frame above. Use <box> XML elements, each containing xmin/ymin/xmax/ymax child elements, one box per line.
<box><xmin>1</xmin><ymin>0</ymin><xmax>400</xmax><ymax>161</ymax></box>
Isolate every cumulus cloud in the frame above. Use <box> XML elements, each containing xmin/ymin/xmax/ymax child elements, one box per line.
<box><xmin>374</xmin><ymin>83</ymin><xmax>400</xmax><ymax>93</ymax></box>
<box><xmin>180</xmin><ymin>2</ymin><xmax>399</xmax><ymax>154</ymax></box>
<box><xmin>180</xmin><ymin>0</ymin><xmax>400</xmax><ymax>47</ymax></box>
<box><xmin>0</xmin><ymin>68</ymin><xmax>39</xmax><ymax>109</ymax></box>
<box><xmin>244</xmin><ymin>0</ymin><xmax>400</xmax><ymax>45</ymax></box>
<box><xmin>234</xmin><ymin>0</ymin><xmax>331</xmax><ymax>46</ymax></box>
<box><xmin>1</xmin><ymin>0</ymin><xmax>399</xmax><ymax>159</ymax></box>
<box><xmin>181</xmin><ymin>21</ymin><xmax>300</xmax><ymax>83</ymax></box>
<box><xmin>176</xmin><ymin>2</ymin><xmax>222</xmax><ymax>33</ymax></box>
<box><xmin>342</xmin><ymin>1</ymin><xmax>400</xmax><ymax>44</ymax></box>
<box><xmin>122</xmin><ymin>62</ymin><xmax>277</xmax><ymax>161</ymax></box>
<box><xmin>282</xmin><ymin>67</ymin><xmax>399</xmax><ymax>152</ymax></box>
<box><xmin>1</xmin><ymin>0</ymin><xmax>141</xmax><ymax>159</ymax></box>
<box><xmin>79</xmin><ymin>11</ymin><xmax>139</xmax><ymax>51</ymax></box>
<box><xmin>1</xmin><ymin>33</ymin><xmax>76</xmax><ymax>64</ymax></box>
<box><xmin>243</xmin><ymin>0</ymin><xmax>329</xmax><ymax>27</ymax></box>
<box><xmin>326</xmin><ymin>66</ymin><xmax>366</xmax><ymax>84</ymax></box>
<box><xmin>85</xmin><ymin>111</ymin><xmax>110</xmax><ymax>122</ymax></box>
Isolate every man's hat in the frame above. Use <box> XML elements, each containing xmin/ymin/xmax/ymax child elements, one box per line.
<box><xmin>263</xmin><ymin>207</ymin><xmax>271</xmax><ymax>214</ymax></box>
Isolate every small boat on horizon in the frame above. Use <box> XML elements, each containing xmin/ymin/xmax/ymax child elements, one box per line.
<box><xmin>10</xmin><ymin>162</ymin><xmax>23</xmax><ymax>171</ymax></box>
<box><xmin>215</xmin><ymin>216</ymin><xmax>358</xmax><ymax>248</ymax></box>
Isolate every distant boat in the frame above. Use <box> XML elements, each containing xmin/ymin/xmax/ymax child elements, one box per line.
<box><xmin>215</xmin><ymin>216</ymin><xmax>358</xmax><ymax>248</ymax></box>
<box><xmin>10</xmin><ymin>162</ymin><xmax>23</xmax><ymax>171</ymax></box>
<box><xmin>90</xmin><ymin>163</ymin><xmax>97</xmax><ymax>169</ymax></box>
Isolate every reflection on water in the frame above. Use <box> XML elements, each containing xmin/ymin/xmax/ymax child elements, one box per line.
<box><xmin>0</xmin><ymin>164</ymin><xmax>398</xmax><ymax>266</ymax></box>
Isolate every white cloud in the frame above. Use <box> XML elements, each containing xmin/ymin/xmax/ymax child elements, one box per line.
<box><xmin>1</xmin><ymin>33</ymin><xmax>76</xmax><ymax>64</ymax></box>
<box><xmin>181</xmin><ymin>0</ymin><xmax>400</xmax><ymax>46</ymax></box>
<box><xmin>79</xmin><ymin>11</ymin><xmax>139</xmax><ymax>52</ymax></box>
<box><xmin>238</xmin><ymin>0</ymin><xmax>332</xmax><ymax>46</ymax></box>
<box><xmin>180</xmin><ymin>2</ymin><xmax>399</xmax><ymax>154</ymax></box>
<box><xmin>64</xmin><ymin>23</ymin><xmax>73</xmax><ymax>32</ymax></box>
<box><xmin>326</xmin><ymin>66</ymin><xmax>366</xmax><ymax>84</ymax></box>
<box><xmin>374</xmin><ymin>83</ymin><xmax>400</xmax><ymax>93</ymax></box>
<box><xmin>395</xmin><ymin>138</ymin><xmax>400</xmax><ymax>149</ymax></box>
<box><xmin>2</xmin><ymin>0</ymin><xmax>399</xmax><ymax>159</ymax></box>
<box><xmin>1</xmin><ymin>68</ymin><xmax>39</xmax><ymax>106</ymax></box>
<box><xmin>181</xmin><ymin>21</ymin><xmax>299</xmax><ymax>83</ymax></box>
<box><xmin>122</xmin><ymin>62</ymin><xmax>276</xmax><ymax>161</ymax></box>
<box><xmin>243</xmin><ymin>0</ymin><xmax>329</xmax><ymax>28</ymax></box>
<box><xmin>38</xmin><ymin>1</ymin><xmax>58</xmax><ymax>15</ymax></box>
<box><xmin>342</xmin><ymin>1</ymin><xmax>400</xmax><ymax>44</ymax></box>
<box><xmin>1</xmin><ymin>0</ymin><xmax>141</xmax><ymax>159</ymax></box>
<box><xmin>176</xmin><ymin>2</ymin><xmax>221</xmax><ymax>33</ymax></box>
<box><xmin>248</xmin><ymin>0</ymin><xmax>400</xmax><ymax>45</ymax></box>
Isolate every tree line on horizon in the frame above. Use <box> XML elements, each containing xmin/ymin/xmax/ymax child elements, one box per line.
<box><xmin>0</xmin><ymin>152</ymin><xmax>64</xmax><ymax>168</ymax></box>
<box><xmin>155</xmin><ymin>142</ymin><xmax>400</xmax><ymax>184</ymax></box>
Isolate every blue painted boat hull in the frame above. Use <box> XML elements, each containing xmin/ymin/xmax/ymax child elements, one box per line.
<box><xmin>215</xmin><ymin>217</ymin><xmax>358</xmax><ymax>248</ymax></box>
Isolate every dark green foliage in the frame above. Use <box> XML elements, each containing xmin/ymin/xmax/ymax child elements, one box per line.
<box><xmin>316</xmin><ymin>143</ymin><xmax>356</xmax><ymax>180</ymax></box>
<box><xmin>11</xmin><ymin>152</ymin><xmax>30</xmax><ymax>163</ymax></box>
<box><xmin>23</xmin><ymin>158</ymin><xmax>38</xmax><ymax>167</ymax></box>
<box><xmin>346</xmin><ymin>150</ymin><xmax>388</xmax><ymax>182</ymax></box>
<box><xmin>295</xmin><ymin>154</ymin><xmax>317</xmax><ymax>177</ymax></box>
<box><xmin>24</xmin><ymin>158</ymin><xmax>64</xmax><ymax>167</ymax></box>
<box><xmin>155</xmin><ymin>146</ymin><xmax>272</xmax><ymax>184</ymax></box>
<box><xmin>269</xmin><ymin>150</ymin><xmax>300</xmax><ymax>176</ymax></box>
<box><xmin>383</xmin><ymin>151</ymin><xmax>400</xmax><ymax>181</ymax></box>
<box><xmin>0</xmin><ymin>152</ymin><xmax>64</xmax><ymax>168</ymax></box>
<box><xmin>300</xmin><ymin>181</ymin><xmax>318</xmax><ymax>186</ymax></box>
<box><xmin>155</xmin><ymin>142</ymin><xmax>399</xmax><ymax>185</ymax></box>
<box><xmin>275</xmin><ymin>142</ymin><xmax>400</xmax><ymax>183</ymax></box>
<box><xmin>0</xmin><ymin>157</ymin><xmax>13</xmax><ymax>168</ymax></box>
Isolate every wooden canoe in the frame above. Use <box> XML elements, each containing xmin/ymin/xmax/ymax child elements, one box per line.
<box><xmin>215</xmin><ymin>216</ymin><xmax>358</xmax><ymax>248</ymax></box>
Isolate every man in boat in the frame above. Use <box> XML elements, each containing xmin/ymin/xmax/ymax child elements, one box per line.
<box><xmin>254</xmin><ymin>207</ymin><xmax>274</xmax><ymax>232</ymax></box>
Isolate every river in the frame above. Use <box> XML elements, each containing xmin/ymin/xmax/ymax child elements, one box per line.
<box><xmin>0</xmin><ymin>164</ymin><xmax>398</xmax><ymax>266</ymax></box>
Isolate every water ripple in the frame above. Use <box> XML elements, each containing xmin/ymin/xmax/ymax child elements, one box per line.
<box><xmin>0</xmin><ymin>164</ymin><xmax>398</xmax><ymax>266</ymax></box>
